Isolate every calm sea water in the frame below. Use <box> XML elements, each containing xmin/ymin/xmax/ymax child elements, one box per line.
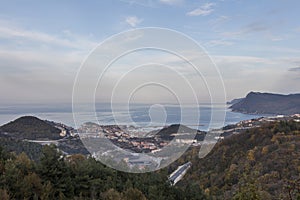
<box><xmin>0</xmin><ymin>103</ymin><xmax>264</xmax><ymax>131</ymax></box>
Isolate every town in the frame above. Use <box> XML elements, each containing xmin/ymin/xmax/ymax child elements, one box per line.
<box><xmin>77</xmin><ymin>114</ymin><xmax>300</xmax><ymax>154</ymax></box>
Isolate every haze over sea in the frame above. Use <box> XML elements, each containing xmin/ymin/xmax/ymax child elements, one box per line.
<box><xmin>0</xmin><ymin>103</ymin><xmax>266</xmax><ymax>131</ymax></box>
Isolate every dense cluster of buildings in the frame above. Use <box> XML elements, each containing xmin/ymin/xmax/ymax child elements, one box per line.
<box><xmin>221</xmin><ymin>114</ymin><xmax>300</xmax><ymax>137</ymax></box>
<box><xmin>78</xmin><ymin>124</ymin><xmax>172</xmax><ymax>153</ymax></box>
<box><xmin>76</xmin><ymin>114</ymin><xmax>300</xmax><ymax>170</ymax></box>
<box><xmin>78</xmin><ymin>114</ymin><xmax>300</xmax><ymax>154</ymax></box>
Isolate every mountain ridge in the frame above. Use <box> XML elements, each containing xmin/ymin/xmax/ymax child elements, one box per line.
<box><xmin>230</xmin><ymin>91</ymin><xmax>300</xmax><ymax>115</ymax></box>
<box><xmin>0</xmin><ymin>116</ymin><xmax>62</xmax><ymax>140</ymax></box>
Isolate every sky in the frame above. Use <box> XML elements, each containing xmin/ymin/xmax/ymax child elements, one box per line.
<box><xmin>0</xmin><ymin>0</ymin><xmax>300</xmax><ymax>104</ymax></box>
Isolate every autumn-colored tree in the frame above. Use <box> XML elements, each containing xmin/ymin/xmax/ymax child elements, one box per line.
<box><xmin>122</xmin><ymin>188</ymin><xmax>147</xmax><ymax>200</ymax></box>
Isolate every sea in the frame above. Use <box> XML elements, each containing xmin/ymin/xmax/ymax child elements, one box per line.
<box><xmin>0</xmin><ymin>103</ymin><xmax>266</xmax><ymax>131</ymax></box>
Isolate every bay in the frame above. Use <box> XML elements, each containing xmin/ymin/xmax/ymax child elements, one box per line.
<box><xmin>0</xmin><ymin>103</ymin><xmax>265</xmax><ymax>131</ymax></box>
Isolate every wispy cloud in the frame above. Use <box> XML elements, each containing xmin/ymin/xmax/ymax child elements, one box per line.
<box><xmin>214</xmin><ymin>55</ymin><xmax>274</xmax><ymax>66</ymax></box>
<box><xmin>119</xmin><ymin>0</ymin><xmax>155</xmax><ymax>7</ymax></box>
<box><xmin>211</xmin><ymin>15</ymin><xmax>230</xmax><ymax>24</ymax></box>
<box><xmin>295</xmin><ymin>27</ymin><xmax>300</xmax><ymax>32</ymax></box>
<box><xmin>159</xmin><ymin>0</ymin><xmax>184</xmax><ymax>6</ymax></box>
<box><xmin>125</xmin><ymin>16</ymin><xmax>143</xmax><ymax>27</ymax></box>
<box><xmin>269</xmin><ymin>35</ymin><xmax>285</xmax><ymax>42</ymax></box>
<box><xmin>0</xmin><ymin>48</ymin><xmax>82</xmax><ymax>103</ymax></box>
<box><xmin>121</xmin><ymin>0</ymin><xmax>183</xmax><ymax>7</ymax></box>
<box><xmin>244</xmin><ymin>22</ymin><xmax>269</xmax><ymax>33</ymax></box>
<box><xmin>222</xmin><ymin>22</ymin><xmax>269</xmax><ymax>38</ymax></box>
<box><xmin>212</xmin><ymin>55</ymin><xmax>297</xmax><ymax>99</ymax></box>
<box><xmin>0</xmin><ymin>24</ymin><xmax>97</xmax><ymax>50</ymax></box>
<box><xmin>289</xmin><ymin>67</ymin><xmax>300</xmax><ymax>72</ymax></box>
<box><xmin>205</xmin><ymin>39</ymin><xmax>233</xmax><ymax>47</ymax></box>
<box><xmin>0</xmin><ymin>20</ymin><xmax>97</xmax><ymax>103</ymax></box>
<box><xmin>187</xmin><ymin>3</ymin><xmax>216</xmax><ymax>16</ymax></box>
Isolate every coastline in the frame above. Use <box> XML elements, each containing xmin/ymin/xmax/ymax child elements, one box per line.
<box><xmin>0</xmin><ymin>104</ymin><xmax>265</xmax><ymax>131</ymax></box>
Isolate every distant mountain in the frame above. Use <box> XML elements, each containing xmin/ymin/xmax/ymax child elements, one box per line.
<box><xmin>226</xmin><ymin>97</ymin><xmax>244</xmax><ymax>105</ymax></box>
<box><xmin>230</xmin><ymin>92</ymin><xmax>300</xmax><ymax>115</ymax></box>
<box><xmin>0</xmin><ymin>116</ymin><xmax>62</xmax><ymax>140</ymax></box>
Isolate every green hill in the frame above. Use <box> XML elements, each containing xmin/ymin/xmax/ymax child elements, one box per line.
<box><xmin>179</xmin><ymin>120</ymin><xmax>300</xmax><ymax>199</ymax></box>
<box><xmin>0</xmin><ymin>116</ymin><xmax>62</xmax><ymax>140</ymax></box>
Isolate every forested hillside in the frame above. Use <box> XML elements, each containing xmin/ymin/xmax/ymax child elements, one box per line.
<box><xmin>179</xmin><ymin>120</ymin><xmax>300</xmax><ymax>199</ymax></box>
<box><xmin>0</xmin><ymin>116</ymin><xmax>61</xmax><ymax>140</ymax></box>
<box><xmin>0</xmin><ymin>120</ymin><xmax>299</xmax><ymax>199</ymax></box>
<box><xmin>0</xmin><ymin>145</ymin><xmax>206</xmax><ymax>200</ymax></box>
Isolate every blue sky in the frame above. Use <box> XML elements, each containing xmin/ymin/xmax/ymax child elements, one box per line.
<box><xmin>0</xmin><ymin>0</ymin><xmax>300</xmax><ymax>104</ymax></box>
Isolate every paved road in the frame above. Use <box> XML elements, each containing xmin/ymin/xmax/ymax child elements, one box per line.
<box><xmin>169</xmin><ymin>162</ymin><xmax>191</xmax><ymax>183</ymax></box>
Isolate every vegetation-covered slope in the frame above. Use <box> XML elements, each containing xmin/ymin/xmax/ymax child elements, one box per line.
<box><xmin>0</xmin><ymin>116</ymin><xmax>61</xmax><ymax>140</ymax></box>
<box><xmin>180</xmin><ymin>120</ymin><xmax>300</xmax><ymax>199</ymax></box>
<box><xmin>0</xmin><ymin>136</ymin><xmax>43</xmax><ymax>160</ymax></box>
<box><xmin>0</xmin><ymin>119</ymin><xmax>299</xmax><ymax>199</ymax></box>
<box><xmin>0</xmin><ymin>145</ymin><xmax>207</xmax><ymax>200</ymax></box>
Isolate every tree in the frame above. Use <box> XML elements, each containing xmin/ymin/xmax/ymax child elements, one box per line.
<box><xmin>233</xmin><ymin>182</ymin><xmax>261</xmax><ymax>200</ymax></box>
<box><xmin>20</xmin><ymin>172</ymin><xmax>43</xmax><ymax>199</ymax></box>
<box><xmin>101</xmin><ymin>188</ymin><xmax>122</xmax><ymax>200</ymax></box>
<box><xmin>37</xmin><ymin>145</ymin><xmax>74</xmax><ymax>198</ymax></box>
<box><xmin>0</xmin><ymin>189</ymin><xmax>10</xmax><ymax>200</ymax></box>
<box><xmin>122</xmin><ymin>188</ymin><xmax>147</xmax><ymax>200</ymax></box>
